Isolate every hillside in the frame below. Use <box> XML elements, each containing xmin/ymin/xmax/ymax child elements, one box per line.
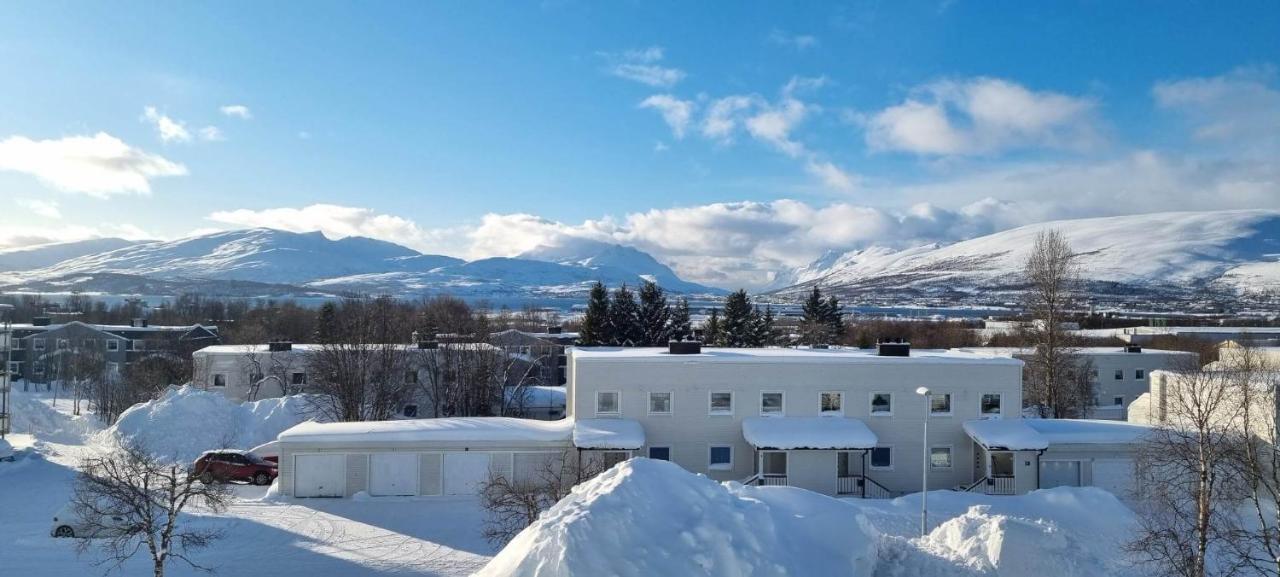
<box><xmin>0</xmin><ymin>238</ymin><xmax>140</xmax><ymax>271</ymax></box>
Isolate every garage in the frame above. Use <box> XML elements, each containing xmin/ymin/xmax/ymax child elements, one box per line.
<box><xmin>295</xmin><ymin>454</ymin><xmax>346</xmax><ymax>498</ymax></box>
<box><xmin>444</xmin><ymin>452</ymin><xmax>492</xmax><ymax>495</ymax></box>
<box><xmin>1040</xmin><ymin>460</ymin><xmax>1082</xmax><ymax>488</ymax></box>
<box><xmin>1090</xmin><ymin>459</ymin><xmax>1135</xmax><ymax>497</ymax></box>
<box><xmin>369</xmin><ymin>453</ymin><xmax>419</xmax><ymax>496</ymax></box>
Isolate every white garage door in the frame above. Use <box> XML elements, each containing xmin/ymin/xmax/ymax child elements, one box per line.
<box><xmin>1090</xmin><ymin>459</ymin><xmax>1135</xmax><ymax>498</ymax></box>
<box><xmin>444</xmin><ymin>452</ymin><xmax>491</xmax><ymax>495</ymax></box>
<box><xmin>1040</xmin><ymin>460</ymin><xmax>1082</xmax><ymax>489</ymax></box>
<box><xmin>370</xmin><ymin>453</ymin><xmax>419</xmax><ymax>496</ymax></box>
<box><xmin>295</xmin><ymin>454</ymin><xmax>346</xmax><ymax>498</ymax></box>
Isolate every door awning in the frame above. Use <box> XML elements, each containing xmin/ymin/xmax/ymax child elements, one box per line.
<box><xmin>742</xmin><ymin>417</ymin><xmax>877</xmax><ymax>450</ymax></box>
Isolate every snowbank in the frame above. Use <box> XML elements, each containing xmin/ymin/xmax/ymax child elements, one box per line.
<box><xmin>104</xmin><ymin>386</ymin><xmax>329</xmax><ymax>462</ymax></box>
<box><xmin>475</xmin><ymin>458</ymin><xmax>877</xmax><ymax>577</ymax></box>
<box><xmin>7</xmin><ymin>388</ymin><xmax>103</xmax><ymax>444</ymax></box>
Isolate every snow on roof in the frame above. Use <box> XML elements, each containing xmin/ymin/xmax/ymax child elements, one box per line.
<box><xmin>278</xmin><ymin>417</ymin><xmax>573</xmax><ymax>445</ymax></box>
<box><xmin>571</xmin><ymin>346</ymin><xmax>1022</xmax><ymax>366</ymax></box>
<box><xmin>962</xmin><ymin>420</ymin><xmax>1049</xmax><ymax>451</ymax></box>
<box><xmin>573</xmin><ymin>419</ymin><xmax>644</xmax><ymax>450</ymax></box>
<box><xmin>741</xmin><ymin>417</ymin><xmax>877</xmax><ymax>450</ymax></box>
<box><xmin>196</xmin><ymin>342</ymin><xmax>500</xmax><ymax>354</ymax></box>
<box><xmin>954</xmin><ymin>347</ymin><xmax>1195</xmax><ymax>358</ymax></box>
<box><xmin>506</xmin><ymin>385</ymin><xmax>567</xmax><ymax>407</ymax></box>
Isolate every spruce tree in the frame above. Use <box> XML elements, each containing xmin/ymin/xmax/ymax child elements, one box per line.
<box><xmin>720</xmin><ymin>289</ymin><xmax>755</xmax><ymax>347</ymax></box>
<box><xmin>315</xmin><ymin>301</ymin><xmax>339</xmax><ymax>344</ymax></box>
<box><xmin>753</xmin><ymin>305</ymin><xmax>776</xmax><ymax>347</ymax></box>
<box><xmin>668</xmin><ymin>298</ymin><xmax>693</xmax><ymax>342</ymax></box>
<box><xmin>822</xmin><ymin>294</ymin><xmax>845</xmax><ymax>341</ymax></box>
<box><xmin>637</xmin><ymin>281</ymin><xmax>671</xmax><ymax>346</ymax></box>
<box><xmin>800</xmin><ymin>286</ymin><xmax>830</xmax><ymax>345</ymax></box>
<box><xmin>703</xmin><ymin>309</ymin><xmax>722</xmax><ymax>346</ymax></box>
<box><xmin>608</xmin><ymin>284</ymin><xmax>643</xmax><ymax>346</ymax></box>
<box><xmin>579</xmin><ymin>282</ymin><xmax>611</xmax><ymax>345</ymax></box>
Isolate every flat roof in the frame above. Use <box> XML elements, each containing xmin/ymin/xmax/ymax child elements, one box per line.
<box><xmin>278</xmin><ymin>417</ymin><xmax>573</xmax><ymax>445</ymax></box>
<box><xmin>964</xmin><ymin>418</ymin><xmax>1153</xmax><ymax>450</ymax></box>
<box><xmin>570</xmin><ymin>346</ymin><xmax>1023</xmax><ymax>366</ymax></box>
<box><xmin>954</xmin><ymin>346</ymin><xmax>1195</xmax><ymax>357</ymax></box>
<box><xmin>196</xmin><ymin>342</ymin><xmax>499</xmax><ymax>354</ymax></box>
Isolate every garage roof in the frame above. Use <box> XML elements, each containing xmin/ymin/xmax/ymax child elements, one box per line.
<box><xmin>964</xmin><ymin>419</ymin><xmax>1153</xmax><ymax>450</ymax></box>
<box><xmin>572</xmin><ymin>419</ymin><xmax>645</xmax><ymax>450</ymax></box>
<box><xmin>741</xmin><ymin>417</ymin><xmax>877</xmax><ymax>450</ymax></box>
<box><xmin>278</xmin><ymin>417</ymin><xmax>573</xmax><ymax>445</ymax></box>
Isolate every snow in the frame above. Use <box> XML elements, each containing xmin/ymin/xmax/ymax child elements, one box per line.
<box><xmin>742</xmin><ymin>416</ymin><xmax>878</xmax><ymax>450</ymax></box>
<box><xmin>106</xmin><ymin>385</ymin><xmax>328</xmax><ymax>462</ymax></box>
<box><xmin>476</xmin><ymin>458</ymin><xmax>878</xmax><ymax>577</ymax></box>
<box><xmin>278</xmin><ymin>416</ymin><xmax>573</xmax><ymax>445</ymax></box>
<box><xmin>1023</xmin><ymin>419</ymin><xmax>1153</xmax><ymax>445</ymax></box>
<box><xmin>572</xmin><ymin>419</ymin><xmax>645</xmax><ymax>449</ymax></box>
<box><xmin>963</xmin><ymin>420</ymin><xmax>1050</xmax><ymax>451</ymax></box>
<box><xmin>571</xmin><ymin>346</ymin><xmax>1025</xmax><ymax>366</ymax></box>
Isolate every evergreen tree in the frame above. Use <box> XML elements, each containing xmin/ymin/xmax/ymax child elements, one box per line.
<box><xmin>608</xmin><ymin>284</ymin><xmax>643</xmax><ymax>346</ymax></box>
<box><xmin>703</xmin><ymin>309</ymin><xmax>722</xmax><ymax>346</ymax></box>
<box><xmin>637</xmin><ymin>281</ymin><xmax>671</xmax><ymax>346</ymax></box>
<box><xmin>579</xmin><ymin>282</ymin><xmax>611</xmax><ymax>345</ymax></box>
<box><xmin>720</xmin><ymin>289</ymin><xmax>755</xmax><ymax>347</ymax></box>
<box><xmin>752</xmin><ymin>305</ymin><xmax>776</xmax><ymax>347</ymax></box>
<box><xmin>800</xmin><ymin>286</ymin><xmax>831</xmax><ymax>345</ymax></box>
<box><xmin>315</xmin><ymin>301</ymin><xmax>339</xmax><ymax>344</ymax></box>
<box><xmin>822</xmin><ymin>295</ymin><xmax>845</xmax><ymax>341</ymax></box>
<box><xmin>668</xmin><ymin>298</ymin><xmax>693</xmax><ymax>342</ymax></box>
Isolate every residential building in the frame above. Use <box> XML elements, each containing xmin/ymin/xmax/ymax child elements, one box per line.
<box><xmin>1107</xmin><ymin>326</ymin><xmax>1280</xmax><ymax>346</ymax></box>
<box><xmin>954</xmin><ymin>346</ymin><xmax>1197</xmax><ymax>420</ymax></box>
<box><xmin>8</xmin><ymin>317</ymin><xmax>219</xmax><ymax>385</ymax></box>
<box><xmin>488</xmin><ymin>327</ymin><xmax>577</xmax><ymax>386</ymax></box>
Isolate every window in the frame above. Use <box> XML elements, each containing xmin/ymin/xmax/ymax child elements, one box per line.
<box><xmin>403</xmin><ymin>404</ymin><xmax>419</xmax><ymax>418</ymax></box>
<box><xmin>1114</xmin><ymin>369</ymin><xmax>1124</xmax><ymax>380</ymax></box>
<box><xmin>596</xmin><ymin>391</ymin><xmax>620</xmax><ymax>415</ymax></box>
<box><xmin>709</xmin><ymin>445</ymin><xmax>733</xmax><ymax>470</ymax></box>
<box><xmin>1113</xmin><ymin>396</ymin><xmax>1125</xmax><ymax>406</ymax></box>
<box><xmin>213</xmin><ymin>374</ymin><xmax>226</xmax><ymax>387</ymax></box>
<box><xmin>291</xmin><ymin>372</ymin><xmax>307</xmax><ymax>385</ymax></box>
<box><xmin>648</xmin><ymin>392</ymin><xmax>672</xmax><ymax>415</ymax></box>
<box><xmin>930</xmin><ymin>446</ymin><xmax>953</xmax><ymax>469</ymax></box>
<box><xmin>57</xmin><ymin>339</ymin><xmax>69</xmax><ymax>350</ymax></box>
<box><xmin>106</xmin><ymin>340</ymin><xmax>119</xmax><ymax>352</ymax></box>
<box><xmin>709</xmin><ymin>392</ymin><xmax>733</xmax><ymax>415</ymax></box>
<box><xmin>405</xmin><ymin>370</ymin><xmax>418</xmax><ymax>384</ymax></box>
<box><xmin>1135</xmin><ymin>369</ymin><xmax>1145</xmax><ymax>380</ymax></box>
<box><xmin>870</xmin><ymin>393</ymin><xmax>893</xmax><ymax>416</ymax></box>
<box><xmin>870</xmin><ymin>447</ymin><xmax>892</xmax><ymax>469</ymax></box>
<box><xmin>11</xmin><ymin>339</ymin><xmax>21</xmax><ymax>350</ymax></box>
<box><xmin>8</xmin><ymin>361</ymin><xmax>20</xmax><ymax>374</ymax></box>
<box><xmin>930</xmin><ymin>393</ymin><xmax>952</xmax><ymax>416</ymax></box>
<box><xmin>648</xmin><ymin>447</ymin><xmax>670</xmax><ymax>461</ymax></box>
<box><xmin>761</xmin><ymin>451</ymin><xmax>787</xmax><ymax>475</ymax></box>
<box><xmin>980</xmin><ymin>394</ymin><xmax>1002</xmax><ymax>418</ymax></box>
<box><xmin>32</xmin><ymin>338</ymin><xmax>45</xmax><ymax>351</ymax></box>
<box><xmin>761</xmin><ymin>392</ymin><xmax>784</xmax><ymax>416</ymax></box>
<box><xmin>820</xmin><ymin>392</ymin><xmax>843</xmax><ymax>415</ymax></box>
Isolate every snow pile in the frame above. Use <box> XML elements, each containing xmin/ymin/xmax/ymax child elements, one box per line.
<box><xmin>921</xmin><ymin>508</ymin><xmax>1108</xmax><ymax>576</ymax></box>
<box><xmin>104</xmin><ymin>385</ymin><xmax>328</xmax><ymax>462</ymax></box>
<box><xmin>476</xmin><ymin>458</ymin><xmax>877</xmax><ymax>577</ymax></box>
<box><xmin>7</xmin><ymin>388</ymin><xmax>103</xmax><ymax>444</ymax></box>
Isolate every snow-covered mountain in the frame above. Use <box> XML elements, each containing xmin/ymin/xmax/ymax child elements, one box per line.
<box><xmin>518</xmin><ymin>237</ymin><xmax>714</xmax><ymax>294</ymax></box>
<box><xmin>0</xmin><ymin>237</ymin><xmax>141</xmax><ymax>271</ymax></box>
<box><xmin>1</xmin><ymin>228</ymin><xmax>721</xmax><ymax>298</ymax></box>
<box><xmin>770</xmin><ymin>210</ymin><xmax>1280</xmax><ymax>302</ymax></box>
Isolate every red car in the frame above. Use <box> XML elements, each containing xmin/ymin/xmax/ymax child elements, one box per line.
<box><xmin>192</xmin><ymin>450</ymin><xmax>278</xmax><ymax>486</ymax></box>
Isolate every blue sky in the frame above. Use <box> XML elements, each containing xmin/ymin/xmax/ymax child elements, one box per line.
<box><xmin>1</xmin><ymin>1</ymin><xmax>1278</xmax><ymax>288</ymax></box>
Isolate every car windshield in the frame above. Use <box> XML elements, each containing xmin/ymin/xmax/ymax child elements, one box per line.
<box><xmin>246</xmin><ymin>453</ymin><xmax>269</xmax><ymax>464</ymax></box>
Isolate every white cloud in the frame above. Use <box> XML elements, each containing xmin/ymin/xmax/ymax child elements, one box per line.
<box><xmin>603</xmin><ymin>46</ymin><xmax>686</xmax><ymax>88</ymax></box>
<box><xmin>804</xmin><ymin>159</ymin><xmax>857</xmax><ymax>192</ymax></box>
<box><xmin>702</xmin><ymin>95</ymin><xmax>757</xmax><ymax>141</ymax></box>
<box><xmin>653</xmin><ymin>141</ymin><xmax>669</xmax><ymax>152</ymax></box>
<box><xmin>142</xmin><ymin>106</ymin><xmax>192</xmax><ymax>143</ymax></box>
<box><xmin>744</xmin><ymin>95</ymin><xmax>809</xmax><ymax>157</ymax></box>
<box><xmin>768</xmin><ymin>30</ymin><xmax>818</xmax><ymax>50</ymax></box>
<box><xmin>0</xmin><ymin>132</ymin><xmax>187</xmax><ymax>196</ymax></box>
<box><xmin>205</xmin><ymin>204</ymin><xmax>467</xmax><ymax>256</ymax></box>
<box><xmin>1153</xmin><ymin>65</ymin><xmax>1280</xmax><ymax>144</ymax></box>
<box><xmin>639</xmin><ymin>94</ymin><xmax>695</xmax><ymax>139</ymax></box>
<box><xmin>219</xmin><ymin>105</ymin><xmax>252</xmax><ymax>119</ymax></box>
<box><xmin>198</xmin><ymin>126</ymin><xmax>224</xmax><ymax>141</ymax></box>
<box><xmin>0</xmin><ymin>223</ymin><xmax>153</xmax><ymax>251</ymax></box>
<box><xmin>17</xmin><ymin>198</ymin><xmax>61</xmax><ymax>219</ymax></box>
<box><xmin>865</xmin><ymin>77</ymin><xmax>1098</xmax><ymax>155</ymax></box>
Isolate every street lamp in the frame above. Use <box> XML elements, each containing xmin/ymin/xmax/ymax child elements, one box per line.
<box><xmin>915</xmin><ymin>385</ymin><xmax>931</xmax><ymax>537</ymax></box>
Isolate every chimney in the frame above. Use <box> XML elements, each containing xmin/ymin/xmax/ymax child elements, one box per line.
<box><xmin>32</xmin><ymin>316</ymin><xmax>52</xmax><ymax>327</ymax></box>
<box><xmin>1125</xmin><ymin>345</ymin><xmax>1142</xmax><ymax>353</ymax></box>
<box><xmin>131</xmin><ymin>318</ymin><xmax>148</xmax><ymax>328</ymax></box>
<box><xmin>268</xmin><ymin>341</ymin><xmax>293</xmax><ymax>352</ymax></box>
<box><xmin>417</xmin><ymin>340</ymin><xmax>439</xmax><ymax>349</ymax></box>
<box><xmin>546</xmin><ymin>325</ymin><xmax>562</xmax><ymax>335</ymax></box>
<box><xmin>668</xmin><ymin>341</ymin><xmax>703</xmax><ymax>355</ymax></box>
<box><xmin>877</xmin><ymin>339</ymin><xmax>911</xmax><ymax>357</ymax></box>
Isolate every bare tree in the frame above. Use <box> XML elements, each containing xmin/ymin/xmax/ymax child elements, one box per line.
<box><xmin>1223</xmin><ymin>344</ymin><xmax>1280</xmax><ymax>577</ymax></box>
<box><xmin>417</xmin><ymin>344</ymin><xmax>517</xmax><ymax>418</ymax></box>
<box><xmin>307</xmin><ymin>297</ymin><xmax>416</xmax><ymax>421</ymax></box>
<box><xmin>1130</xmin><ymin>356</ymin><xmax>1250</xmax><ymax>577</ymax></box>
<box><xmin>478</xmin><ymin>449</ymin><xmax>607</xmax><ymax>545</ymax></box>
<box><xmin>71</xmin><ymin>441</ymin><xmax>232</xmax><ymax>577</ymax></box>
<box><xmin>1022</xmin><ymin>229</ymin><xmax>1086</xmax><ymax>418</ymax></box>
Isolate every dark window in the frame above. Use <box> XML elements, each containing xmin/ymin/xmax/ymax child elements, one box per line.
<box><xmin>709</xmin><ymin>446</ymin><xmax>732</xmax><ymax>468</ymax></box>
<box><xmin>1114</xmin><ymin>369</ymin><xmax>1124</xmax><ymax>380</ymax></box>
<box><xmin>648</xmin><ymin>447</ymin><xmax>670</xmax><ymax>461</ymax></box>
<box><xmin>871</xmin><ymin>447</ymin><xmax>892</xmax><ymax>468</ymax></box>
<box><xmin>403</xmin><ymin>404</ymin><xmax>419</xmax><ymax>418</ymax></box>
<box><xmin>213</xmin><ymin>374</ymin><xmax>226</xmax><ymax>387</ymax></box>
<box><xmin>981</xmin><ymin>394</ymin><xmax>1002</xmax><ymax>416</ymax></box>
<box><xmin>1135</xmin><ymin>369</ymin><xmax>1145</xmax><ymax>380</ymax></box>
<box><xmin>1114</xmin><ymin>396</ymin><xmax>1124</xmax><ymax>406</ymax></box>
<box><xmin>291</xmin><ymin>372</ymin><xmax>307</xmax><ymax>385</ymax></box>
<box><xmin>930</xmin><ymin>394</ymin><xmax>952</xmax><ymax>415</ymax></box>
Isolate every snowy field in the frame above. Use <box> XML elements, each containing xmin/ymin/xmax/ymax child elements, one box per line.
<box><xmin>2</xmin><ymin>386</ymin><xmax>1150</xmax><ymax>577</ymax></box>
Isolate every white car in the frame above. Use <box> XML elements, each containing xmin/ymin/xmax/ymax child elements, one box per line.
<box><xmin>50</xmin><ymin>504</ymin><xmax>129</xmax><ymax>538</ymax></box>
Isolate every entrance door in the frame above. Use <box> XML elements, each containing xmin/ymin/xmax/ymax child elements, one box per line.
<box><xmin>1040</xmin><ymin>460</ymin><xmax>1082</xmax><ymax>488</ymax></box>
<box><xmin>444</xmin><ymin>452</ymin><xmax>492</xmax><ymax>495</ymax></box>
<box><xmin>762</xmin><ymin>451</ymin><xmax>787</xmax><ymax>476</ymax></box>
<box><xmin>991</xmin><ymin>452</ymin><xmax>1014</xmax><ymax>477</ymax></box>
<box><xmin>370</xmin><ymin>453</ymin><xmax>418</xmax><ymax>496</ymax></box>
<box><xmin>294</xmin><ymin>454</ymin><xmax>346</xmax><ymax>498</ymax></box>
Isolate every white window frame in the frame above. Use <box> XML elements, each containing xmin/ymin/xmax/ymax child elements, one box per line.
<box><xmin>1113</xmin><ymin>395</ymin><xmax>1125</xmax><ymax>406</ymax></box>
<box><xmin>869</xmin><ymin>445</ymin><xmax>894</xmax><ymax>470</ymax></box>
<box><xmin>1135</xmin><ymin>368</ymin><xmax>1145</xmax><ymax>380</ymax></box>
<box><xmin>709</xmin><ymin>391</ymin><xmax>734</xmax><ymax>416</ymax></box>
<box><xmin>708</xmin><ymin>445</ymin><xmax>734</xmax><ymax>470</ymax></box>
<box><xmin>11</xmin><ymin>339</ymin><xmax>22</xmax><ymax>350</ymax></box>
<box><xmin>1114</xmin><ymin>369</ymin><xmax>1124</xmax><ymax>380</ymax></box>
<box><xmin>979</xmin><ymin>393</ymin><xmax>1002</xmax><ymax>419</ymax></box>
<box><xmin>929</xmin><ymin>445</ymin><xmax>954</xmax><ymax>469</ymax></box>
<box><xmin>819</xmin><ymin>391</ymin><xmax>844</xmax><ymax>416</ymax></box>
<box><xmin>929</xmin><ymin>393</ymin><xmax>953</xmax><ymax>417</ymax></box>
<box><xmin>760</xmin><ymin>391</ymin><xmax>785</xmax><ymax>417</ymax></box>
<box><xmin>596</xmin><ymin>391</ymin><xmax>621</xmax><ymax>416</ymax></box>
<box><xmin>8</xmin><ymin>361</ymin><xmax>21</xmax><ymax>374</ymax></box>
<box><xmin>647</xmin><ymin>446</ymin><xmax>671</xmax><ymax>461</ymax></box>
<box><xmin>106</xmin><ymin>339</ymin><xmax>119</xmax><ymax>352</ymax></box>
<box><xmin>32</xmin><ymin>338</ymin><xmax>45</xmax><ymax>351</ymax></box>
<box><xmin>648</xmin><ymin>392</ymin><xmax>673</xmax><ymax>416</ymax></box>
<box><xmin>869</xmin><ymin>392</ymin><xmax>893</xmax><ymax>416</ymax></box>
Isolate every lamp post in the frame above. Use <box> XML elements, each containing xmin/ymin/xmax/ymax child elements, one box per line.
<box><xmin>915</xmin><ymin>385</ymin><xmax>931</xmax><ymax>537</ymax></box>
